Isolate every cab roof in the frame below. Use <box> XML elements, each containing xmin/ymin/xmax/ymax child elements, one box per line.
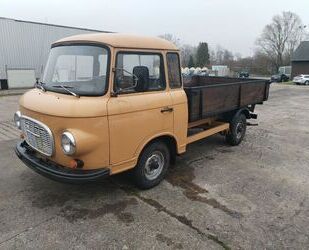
<box><xmin>53</xmin><ymin>33</ymin><xmax>179</xmax><ymax>51</ymax></box>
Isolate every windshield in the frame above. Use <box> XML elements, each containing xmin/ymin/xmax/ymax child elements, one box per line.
<box><xmin>42</xmin><ymin>45</ymin><xmax>109</xmax><ymax>96</ymax></box>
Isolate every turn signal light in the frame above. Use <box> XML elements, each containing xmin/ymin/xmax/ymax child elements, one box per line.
<box><xmin>69</xmin><ymin>159</ymin><xmax>84</xmax><ymax>169</ymax></box>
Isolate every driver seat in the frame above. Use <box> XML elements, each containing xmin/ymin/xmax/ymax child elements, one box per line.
<box><xmin>133</xmin><ymin>66</ymin><xmax>149</xmax><ymax>92</ymax></box>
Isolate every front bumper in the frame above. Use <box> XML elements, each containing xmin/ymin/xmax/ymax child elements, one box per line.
<box><xmin>15</xmin><ymin>141</ymin><xmax>110</xmax><ymax>184</ymax></box>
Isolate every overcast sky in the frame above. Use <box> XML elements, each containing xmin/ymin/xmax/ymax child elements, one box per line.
<box><xmin>1</xmin><ymin>0</ymin><xmax>308</xmax><ymax>56</ymax></box>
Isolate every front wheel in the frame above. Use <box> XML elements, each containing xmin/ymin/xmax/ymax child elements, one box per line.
<box><xmin>132</xmin><ymin>141</ymin><xmax>170</xmax><ymax>189</ymax></box>
<box><xmin>226</xmin><ymin>113</ymin><xmax>247</xmax><ymax>146</ymax></box>
<box><xmin>305</xmin><ymin>81</ymin><xmax>309</xmax><ymax>86</ymax></box>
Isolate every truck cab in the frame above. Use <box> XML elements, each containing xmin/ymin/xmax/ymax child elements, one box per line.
<box><xmin>14</xmin><ymin>33</ymin><xmax>269</xmax><ymax>189</ymax></box>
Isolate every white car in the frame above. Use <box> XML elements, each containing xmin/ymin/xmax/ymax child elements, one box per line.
<box><xmin>293</xmin><ymin>75</ymin><xmax>309</xmax><ymax>85</ymax></box>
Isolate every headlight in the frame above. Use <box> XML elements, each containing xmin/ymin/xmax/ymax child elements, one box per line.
<box><xmin>14</xmin><ymin>111</ymin><xmax>22</xmax><ymax>129</ymax></box>
<box><xmin>61</xmin><ymin>131</ymin><xmax>76</xmax><ymax>155</ymax></box>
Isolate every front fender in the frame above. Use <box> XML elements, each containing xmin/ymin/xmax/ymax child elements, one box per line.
<box><xmin>109</xmin><ymin>132</ymin><xmax>180</xmax><ymax>175</ymax></box>
<box><xmin>134</xmin><ymin>132</ymin><xmax>179</xmax><ymax>160</ymax></box>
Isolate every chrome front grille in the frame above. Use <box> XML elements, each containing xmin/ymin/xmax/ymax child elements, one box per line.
<box><xmin>21</xmin><ymin>116</ymin><xmax>54</xmax><ymax>156</ymax></box>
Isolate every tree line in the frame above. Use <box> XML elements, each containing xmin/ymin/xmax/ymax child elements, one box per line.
<box><xmin>159</xmin><ymin>11</ymin><xmax>308</xmax><ymax>75</ymax></box>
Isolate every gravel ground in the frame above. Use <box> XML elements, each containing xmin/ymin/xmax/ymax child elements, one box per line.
<box><xmin>0</xmin><ymin>84</ymin><xmax>308</xmax><ymax>249</ymax></box>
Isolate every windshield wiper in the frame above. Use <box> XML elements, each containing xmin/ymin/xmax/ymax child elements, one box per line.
<box><xmin>52</xmin><ymin>85</ymin><xmax>79</xmax><ymax>98</ymax></box>
<box><xmin>35</xmin><ymin>81</ymin><xmax>46</xmax><ymax>92</ymax></box>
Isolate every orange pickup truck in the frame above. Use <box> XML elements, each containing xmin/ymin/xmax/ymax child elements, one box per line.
<box><xmin>14</xmin><ymin>33</ymin><xmax>269</xmax><ymax>189</ymax></box>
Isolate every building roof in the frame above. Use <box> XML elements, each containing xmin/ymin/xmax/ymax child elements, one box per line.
<box><xmin>53</xmin><ymin>33</ymin><xmax>179</xmax><ymax>51</ymax></box>
<box><xmin>292</xmin><ymin>41</ymin><xmax>309</xmax><ymax>62</ymax></box>
<box><xmin>0</xmin><ymin>16</ymin><xmax>111</xmax><ymax>33</ymax></box>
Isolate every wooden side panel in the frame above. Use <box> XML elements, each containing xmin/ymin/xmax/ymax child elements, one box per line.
<box><xmin>201</xmin><ymin>85</ymin><xmax>239</xmax><ymax>116</ymax></box>
<box><xmin>185</xmin><ymin>77</ymin><xmax>269</xmax><ymax>122</ymax></box>
<box><xmin>240</xmin><ymin>83</ymin><xmax>265</xmax><ymax>106</ymax></box>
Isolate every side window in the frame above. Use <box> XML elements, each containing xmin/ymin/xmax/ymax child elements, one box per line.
<box><xmin>115</xmin><ymin>53</ymin><xmax>165</xmax><ymax>94</ymax></box>
<box><xmin>167</xmin><ymin>53</ymin><xmax>182</xmax><ymax>88</ymax></box>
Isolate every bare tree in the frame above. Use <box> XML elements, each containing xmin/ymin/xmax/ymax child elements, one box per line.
<box><xmin>180</xmin><ymin>44</ymin><xmax>196</xmax><ymax>67</ymax></box>
<box><xmin>209</xmin><ymin>49</ymin><xmax>216</xmax><ymax>65</ymax></box>
<box><xmin>234</xmin><ymin>53</ymin><xmax>242</xmax><ymax>61</ymax></box>
<box><xmin>286</xmin><ymin>23</ymin><xmax>308</xmax><ymax>61</ymax></box>
<box><xmin>210</xmin><ymin>45</ymin><xmax>234</xmax><ymax>65</ymax></box>
<box><xmin>214</xmin><ymin>45</ymin><xmax>225</xmax><ymax>64</ymax></box>
<box><xmin>158</xmin><ymin>33</ymin><xmax>180</xmax><ymax>47</ymax></box>
<box><xmin>223</xmin><ymin>49</ymin><xmax>234</xmax><ymax>63</ymax></box>
<box><xmin>158</xmin><ymin>34</ymin><xmax>199</xmax><ymax>67</ymax></box>
<box><xmin>256</xmin><ymin>11</ymin><xmax>306</xmax><ymax>71</ymax></box>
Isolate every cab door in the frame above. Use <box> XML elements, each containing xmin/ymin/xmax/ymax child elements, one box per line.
<box><xmin>107</xmin><ymin>50</ymin><xmax>173</xmax><ymax>172</ymax></box>
<box><xmin>166</xmin><ymin>52</ymin><xmax>188</xmax><ymax>154</ymax></box>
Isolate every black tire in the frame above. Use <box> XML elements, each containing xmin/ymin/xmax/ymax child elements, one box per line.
<box><xmin>132</xmin><ymin>141</ymin><xmax>170</xmax><ymax>189</ymax></box>
<box><xmin>226</xmin><ymin>113</ymin><xmax>247</xmax><ymax>146</ymax></box>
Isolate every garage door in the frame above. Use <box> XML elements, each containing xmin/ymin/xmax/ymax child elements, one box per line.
<box><xmin>7</xmin><ymin>69</ymin><xmax>36</xmax><ymax>89</ymax></box>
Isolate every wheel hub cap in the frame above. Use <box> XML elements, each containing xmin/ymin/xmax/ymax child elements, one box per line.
<box><xmin>236</xmin><ymin>122</ymin><xmax>244</xmax><ymax>140</ymax></box>
<box><xmin>144</xmin><ymin>151</ymin><xmax>164</xmax><ymax>181</ymax></box>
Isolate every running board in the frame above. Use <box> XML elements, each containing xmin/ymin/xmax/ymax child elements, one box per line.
<box><xmin>187</xmin><ymin>122</ymin><xmax>229</xmax><ymax>144</ymax></box>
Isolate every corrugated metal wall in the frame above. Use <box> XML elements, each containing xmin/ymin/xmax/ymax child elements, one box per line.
<box><xmin>0</xmin><ymin>17</ymin><xmax>106</xmax><ymax>80</ymax></box>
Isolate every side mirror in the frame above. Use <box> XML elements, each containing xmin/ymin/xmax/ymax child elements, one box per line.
<box><xmin>112</xmin><ymin>67</ymin><xmax>139</xmax><ymax>95</ymax></box>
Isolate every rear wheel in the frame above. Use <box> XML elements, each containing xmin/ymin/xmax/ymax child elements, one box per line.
<box><xmin>226</xmin><ymin>113</ymin><xmax>247</xmax><ymax>146</ymax></box>
<box><xmin>132</xmin><ymin>141</ymin><xmax>170</xmax><ymax>189</ymax></box>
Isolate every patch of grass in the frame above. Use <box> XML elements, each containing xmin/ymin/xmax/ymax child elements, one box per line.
<box><xmin>280</xmin><ymin>81</ymin><xmax>294</xmax><ymax>85</ymax></box>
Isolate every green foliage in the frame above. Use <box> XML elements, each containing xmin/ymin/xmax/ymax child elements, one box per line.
<box><xmin>188</xmin><ymin>55</ymin><xmax>195</xmax><ymax>68</ymax></box>
<box><xmin>195</xmin><ymin>42</ymin><xmax>210</xmax><ymax>67</ymax></box>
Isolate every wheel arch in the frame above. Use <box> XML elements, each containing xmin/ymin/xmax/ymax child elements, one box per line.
<box><xmin>225</xmin><ymin>107</ymin><xmax>250</xmax><ymax>121</ymax></box>
<box><xmin>237</xmin><ymin>108</ymin><xmax>250</xmax><ymax>119</ymax></box>
<box><xmin>135</xmin><ymin>133</ymin><xmax>178</xmax><ymax>165</ymax></box>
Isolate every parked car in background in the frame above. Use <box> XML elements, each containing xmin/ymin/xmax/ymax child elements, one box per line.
<box><xmin>293</xmin><ymin>75</ymin><xmax>309</xmax><ymax>85</ymax></box>
<box><xmin>239</xmin><ymin>71</ymin><xmax>250</xmax><ymax>78</ymax></box>
<box><xmin>278</xmin><ymin>66</ymin><xmax>292</xmax><ymax>79</ymax></box>
<box><xmin>270</xmin><ymin>73</ymin><xmax>289</xmax><ymax>83</ymax></box>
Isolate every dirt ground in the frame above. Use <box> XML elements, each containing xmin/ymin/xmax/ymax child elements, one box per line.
<box><xmin>0</xmin><ymin>84</ymin><xmax>308</xmax><ymax>249</ymax></box>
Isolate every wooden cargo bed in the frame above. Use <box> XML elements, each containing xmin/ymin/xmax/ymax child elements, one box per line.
<box><xmin>184</xmin><ymin>76</ymin><xmax>270</xmax><ymax>122</ymax></box>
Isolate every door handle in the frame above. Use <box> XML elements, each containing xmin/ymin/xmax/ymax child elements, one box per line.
<box><xmin>161</xmin><ymin>107</ymin><xmax>174</xmax><ymax>113</ymax></box>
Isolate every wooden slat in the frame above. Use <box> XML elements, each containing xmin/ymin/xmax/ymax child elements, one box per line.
<box><xmin>187</xmin><ymin>122</ymin><xmax>229</xmax><ymax>144</ymax></box>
